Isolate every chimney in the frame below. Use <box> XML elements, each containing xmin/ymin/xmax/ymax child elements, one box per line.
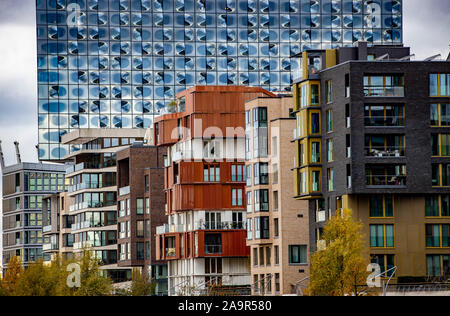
<box><xmin>0</xmin><ymin>140</ymin><xmax>5</xmax><ymax>169</ymax></box>
<box><xmin>14</xmin><ymin>141</ymin><xmax>22</xmax><ymax>164</ymax></box>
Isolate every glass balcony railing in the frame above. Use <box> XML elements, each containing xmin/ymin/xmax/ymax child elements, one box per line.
<box><xmin>69</xmin><ymin>201</ymin><xmax>116</xmax><ymax>212</ymax></box>
<box><xmin>364</xmin><ymin>86</ymin><xmax>404</xmax><ymax>97</ymax></box>
<box><xmin>364</xmin><ymin>116</ymin><xmax>404</xmax><ymax>127</ymax></box>
<box><xmin>119</xmin><ymin>186</ymin><xmax>130</xmax><ymax>196</ymax></box>
<box><xmin>365</xmin><ymin>147</ymin><xmax>405</xmax><ymax>157</ymax></box>
<box><xmin>205</xmin><ymin>245</ymin><xmax>222</xmax><ymax>254</ymax></box>
<box><xmin>366</xmin><ymin>175</ymin><xmax>406</xmax><ymax>186</ymax></box>
<box><xmin>195</xmin><ymin>221</ymin><xmax>246</xmax><ymax>230</ymax></box>
<box><xmin>165</xmin><ymin>248</ymin><xmax>176</xmax><ymax>257</ymax></box>
<box><xmin>68</xmin><ymin>182</ymin><xmax>115</xmax><ymax>193</ymax></box>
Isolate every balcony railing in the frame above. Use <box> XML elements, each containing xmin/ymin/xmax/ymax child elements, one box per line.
<box><xmin>166</xmin><ymin>248</ymin><xmax>176</xmax><ymax>257</ymax></box>
<box><xmin>205</xmin><ymin>245</ymin><xmax>222</xmax><ymax>254</ymax></box>
<box><xmin>366</xmin><ymin>175</ymin><xmax>406</xmax><ymax>186</ymax></box>
<box><xmin>42</xmin><ymin>225</ymin><xmax>52</xmax><ymax>233</ymax></box>
<box><xmin>69</xmin><ymin>201</ymin><xmax>116</xmax><ymax>212</ymax></box>
<box><xmin>364</xmin><ymin>116</ymin><xmax>404</xmax><ymax>127</ymax></box>
<box><xmin>365</xmin><ymin>147</ymin><xmax>405</xmax><ymax>157</ymax></box>
<box><xmin>119</xmin><ymin>186</ymin><xmax>130</xmax><ymax>196</ymax></box>
<box><xmin>316</xmin><ymin>210</ymin><xmax>326</xmax><ymax>223</ymax></box>
<box><xmin>156</xmin><ymin>224</ymin><xmax>170</xmax><ymax>235</ymax></box>
<box><xmin>68</xmin><ymin>182</ymin><xmax>115</xmax><ymax>193</ymax></box>
<box><xmin>195</xmin><ymin>221</ymin><xmax>246</xmax><ymax>230</ymax></box>
<box><xmin>363</xmin><ymin>86</ymin><xmax>404</xmax><ymax>97</ymax></box>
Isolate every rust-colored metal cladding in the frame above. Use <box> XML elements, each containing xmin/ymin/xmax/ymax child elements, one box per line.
<box><xmin>154</xmin><ymin>86</ymin><xmax>274</xmax><ymax>295</ymax></box>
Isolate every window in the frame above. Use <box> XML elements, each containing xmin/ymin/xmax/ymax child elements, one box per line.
<box><xmin>254</xmin><ymin>163</ymin><xmax>268</xmax><ymax>185</ymax></box>
<box><xmin>430</xmin><ymin>74</ymin><xmax>450</xmax><ymax>96</ymax></box>
<box><xmin>145</xmin><ymin>197</ymin><xmax>150</xmax><ymax>214</ymax></box>
<box><xmin>370</xmin><ymin>254</ymin><xmax>395</xmax><ymax>277</ymax></box>
<box><xmin>326</xmin><ymin>80</ymin><xmax>332</xmax><ymax>103</ymax></box>
<box><xmin>327</xmin><ymin>168</ymin><xmax>334</xmax><ymax>191</ymax></box>
<box><xmin>432</xmin><ymin>134</ymin><xmax>450</xmax><ymax>156</ymax></box>
<box><xmin>246</xmin><ymin>191</ymin><xmax>252</xmax><ymax>213</ymax></box>
<box><xmin>144</xmin><ymin>175</ymin><xmax>149</xmax><ymax>192</ymax></box>
<box><xmin>366</xmin><ymin>164</ymin><xmax>406</xmax><ymax>186</ymax></box>
<box><xmin>272</xmin><ymin>137</ymin><xmax>278</xmax><ymax>157</ymax></box>
<box><xmin>426</xmin><ymin>195</ymin><xmax>450</xmax><ymax>217</ymax></box>
<box><xmin>365</xmin><ymin>134</ymin><xmax>405</xmax><ymax>157</ymax></box>
<box><xmin>231</xmin><ymin>164</ymin><xmax>244</xmax><ymax>182</ymax></box>
<box><xmin>289</xmin><ymin>245</ymin><xmax>307</xmax><ymax>264</ymax></box>
<box><xmin>274</xmin><ymin>246</ymin><xmax>279</xmax><ymax>265</ymax></box>
<box><xmin>246</xmin><ymin>165</ymin><xmax>252</xmax><ymax>186</ymax></box>
<box><xmin>136</xmin><ymin>242</ymin><xmax>145</xmax><ymax>260</ymax></box>
<box><xmin>272</xmin><ymin>164</ymin><xmax>278</xmax><ymax>184</ymax></box>
<box><xmin>327</xmin><ymin>139</ymin><xmax>333</xmax><ymax>162</ymax></box>
<box><xmin>136</xmin><ymin>221</ymin><xmax>144</xmax><ymax>237</ymax></box>
<box><xmin>136</xmin><ymin>198</ymin><xmax>144</xmax><ymax>215</ymax></box>
<box><xmin>310</xmin><ymin>112</ymin><xmax>320</xmax><ymax>134</ymax></box>
<box><xmin>266</xmin><ymin>247</ymin><xmax>271</xmax><ymax>266</ymax></box>
<box><xmin>426</xmin><ymin>255</ymin><xmax>450</xmax><ymax>277</ymax></box>
<box><xmin>364</xmin><ymin>75</ymin><xmax>404</xmax><ymax>97</ymax></box>
<box><xmin>232</xmin><ymin>188</ymin><xmax>243</xmax><ymax>206</ymax></box>
<box><xmin>273</xmin><ymin>191</ymin><xmax>278</xmax><ymax>211</ymax></box>
<box><xmin>432</xmin><ymin>164</ymin><xmax>450</xmax><ymax>186</ymax></box>
<box><xmin>204</xmin><ymin>165</ymin><xmax>220</xmax><ymax>182</ymax></box>
<box><xmin>431</xmin><ymin>104</ymin><xmax>450</xmax><ymax>126</ymax></box>
<box><xmin>370</xmin><ymin>195</ymin><xmax>394</xmax><ymax>217</ymax></box>
<box><xmin>426</xmin><ymin>224</ymin><xmax>450</xmax><ymax>247</ymax></box>
<box><xmin>370</xmin><ymin>224</ymin><xmax>394</xmax><ymax>248</ymax></box>
<box><xmin>253</xmin><ymin>107</ymin><xmax>268</xmax><ymax>158</ymax></box>
<box><xmin>254</xmin><ymin>189</ymin><xmax>269</xmax><ymax>212</ymax></box>
<box><xmin>203</xmin><ymin>140</ymin><xmax>221</xmax><ymax>159</ymax></box>
<box><xmin>255</xmin><ymin>216</ymin><xmax>269</xmax><ymax>239</ymax></box>
<box><xmin>365</xmin><ymin>105</ymin><xmax>404</xmax><ymax>127</ymax></box>
<box><xmin>311</xmin><ymin>141</ymin><xmax>320</xmax><ymax>163</ymax></box>
<box><xmin>247</xmin><ymin>219</ymin><xmax>253</xmax><ymax>240</ymax></box>
<box><xmin>274</xmin><ymin>218</ymin><xmax>279</xmax><ymax>238</ymax></box>
<box><xmin>311</xmin><ymin>170</ymin><xmax>321</xmax><ymax>192</ymax></box>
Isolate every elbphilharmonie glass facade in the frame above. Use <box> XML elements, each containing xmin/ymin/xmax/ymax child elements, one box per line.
<box><xmin>36</xmin><ymin>0</ymin><xmax>402</xmax><ymax>160</ymax></box>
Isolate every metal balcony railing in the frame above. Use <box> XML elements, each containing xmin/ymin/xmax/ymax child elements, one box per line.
<box><xmin>205</xmin><ymin>245</ymin><xmax>222</xmax><ymax>254</ymax></box>
<box><xmin>365</xmin><ymin>147</ymin><xmax>405</xmax><ymax>157</ymax></box>
<box><xmin>364</xmin><ymin>86</ymin><xmax>404</xmax><ymax>97</ymax></box>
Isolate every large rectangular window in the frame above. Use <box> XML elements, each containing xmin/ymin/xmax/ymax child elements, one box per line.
<box><xmin>370</xmin><ymin>224</ymin><xmax>394</xmax><ymax>248</ymax></box>
<box><xmin>204</xmin><ymin>165</ymin><xmax>220</xmax><ymax>182</ymax></box>
<box><xmin>366</xmin><ymin>164</ymin><xmax>406</xmax><ymax>186</ymax></box>
<box><xmin>254</xmin><ymin>189</ymin><xmax>269</xmax><ymax>212</ymax></box>
<box><xmin>365</xmin><ymin>105</ymin><xmax>404</xmax><ymax>127</ymax></box>
<box><xmin>253</xmin><ymin>107</ymin><xmax>268</xmax><ymax>158</ymax></box>
<box><xmin>431</xmin><ymin>104</ymin><xmax>450</xmax><ymax>126</ymax></box>
<box><xmin>432</xmin><ymin>164</ymin><xmax>450</xmax><ymax>186</ymax></box>
<box><xmin>364</xmin><ymin>75</ymin><xmax>404</xmax><ymax>97</ymax></box>
<box><xmin>289</xmin><ymin>245</ymin><xmax>307</xmax><ymax>264</ymax></box>
<box><xmin>327</xmin><ymin>139</ymin><xmax>333</xmax><ymax>162</ymax></box>
<box><xmin>370</xmin><ymin>195</ymin><xmax>394</xmax><ymax>217</ymax></box>
<box><xmin>426</xmin><ymin>224</ymin><xmax>450</xmax><ymax>248</ymax></box>
<box><xmin>426</xmin><ymin>195</ymin><xmax>450</xmax><ymax>217</ymax></box>
<box><xmin>426</xmin><ymin>255</ymin><xmax>450</xmax><ymax>277</ymax></box>
<box><xmin>370</xmin><ymin>254</ymin><xmax>395</xmax><ymax>277</ymax></box>
<box><xmin>327</xmin><ymin>168</ymin><xmax>334</xmax><ymax>192</ymax></box>
<box><xmin>365</xmin><ymin>135</ymin><xmax>405</xmax><ymax>157</ymax></box>
<box><xmin>253</xmin><ymin>163</ymin><xmax>269</xmax><ymax>185</ymax></box>
<box><xmin>430</xmin><ymin>74</ymin><xmax>450</xmax><ymax>96</ymax></box>
<box><xmin>432</xmin><ymin>134</ymin><xmax>450</xmax><ymax>156</ymax></box>
<box><xmin>232</xmin><ymin>188</ymin><xmax>243</xmax><ymax>206</ymax></box>
<box><xmin>231</xmin><ymin>164</ymin><xmax>244</xmax><ymax>182</ymax></box>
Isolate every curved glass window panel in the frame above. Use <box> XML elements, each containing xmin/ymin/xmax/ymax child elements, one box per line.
<box><xmin>364</xmin><ymin>0</ymin><xmax>382</xmax><ymax>14</ymax></box>
<box><xmin>260</xmin><ymin>0</ymin><xmax>269</xmax><ymax>13</ymax></box>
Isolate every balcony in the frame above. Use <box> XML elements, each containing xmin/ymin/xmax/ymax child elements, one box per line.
<box><xmin>316</xmin><ymin>210</ymin><xmax>326</xmax><ymax>223</ymax></box>
<box><xmin>364</xmin><ymin>116</ymin><xmax>404</xmax><ymax>127</ymax></box>
<box><xmin>363</xmin><ymin>86</ymin><xmax>404</xmax><ymax>98</ymax></box>
<box><xmin>119</xmin><ymin>186</ymin><xmax>130</xmax><ymax>196</ymax></box>
<box><xmin>366</xmin><ymin>175</ymin><xmax>406</xmax><ymax>186</ymax></box>
<box><xmin>71</xmin><ymin>221</ymin><xmax>92</xmax><ymax>231</ymax></box>
<box><xmin>69</xmin><ymin>201</ymin><xmax>116</xmax><ymax>212</ymax></box>
<box><xmin>365</xmin><ymin>147</ymin><xmax>404</xmax><ymax>157</ymax></box>
<box><xmin>42</xmin><ymin>243</ymin><xmax>59</xmax><ymax>251</ymax></box>
<box><xmin>157</xmin><ymin>224</ymin><xmax>170</xmax><ymax>235</ymax></box>
<box><xmin>68</xmin><ymin>182</ymin><xmax>115</xmax><ymax>193</ymax></box>
<box><xmin>165</xmin><ymin>247</ymin><xmax>176</xmax><ymax>257</ymax></box>
<box><xmin>205</xmin><ymin>245</ymin><xmax>222</xmax><ymax>254</ymax></box>
<box><xmin>195</xmin><ymin>221</ymin><xmax>246</xmax><ymax>230</ymax></box>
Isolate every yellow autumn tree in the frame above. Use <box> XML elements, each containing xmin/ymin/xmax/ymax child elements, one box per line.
<box><xmin>306</xmin><ymin>209</ymin><xmax>371</xmax><ymax>296</ymax></box>
<box><xmin>127</xmin><ymin>269</ymin><xmax>157</xmax><ymax>296</ymax></box>
<box><xmin>2</xmin><ymin>256</ymin><xmax>23</xmax><ymax>295</ymax></box>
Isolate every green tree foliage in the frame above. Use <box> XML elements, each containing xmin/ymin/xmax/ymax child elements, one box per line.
<box><xmin>127</xmin><ymin>269</ymin><xmax>156</xmax><ymax>296</ymax></box>
<box><xmin>2</xmin><ymin>256</ymin><xmax>23</xmax><ymax>294</ymax></box>
<box><xmin>0</xmin><ymin>251</ymin><xmax>113</xmax><ymax>296</ymax></box>
<box><xmin>306</xmin><ymin>209</ymin><xmax>371</xmax><ymax>296</ymax></box>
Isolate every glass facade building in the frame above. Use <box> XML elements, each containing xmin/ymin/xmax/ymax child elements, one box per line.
<box><xmin>36</xmin><ymin>0</ymin><xmax>402</xmax><ymax>160</ymax></box>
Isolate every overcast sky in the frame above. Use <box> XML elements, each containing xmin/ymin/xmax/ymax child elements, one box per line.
<box><xmin>0</xmin><ymin>0</ymin><xmax>449</xmax><ymax>165</ymax></box>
